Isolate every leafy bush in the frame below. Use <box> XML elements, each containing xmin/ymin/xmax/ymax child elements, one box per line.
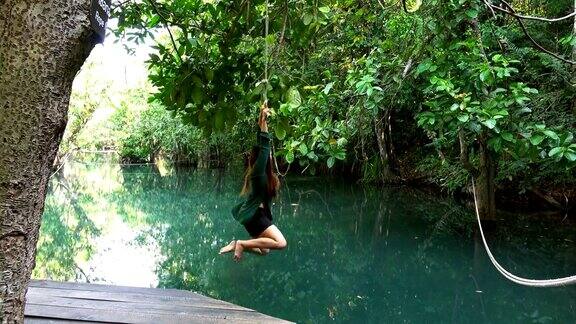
<box><xmin>111</xmin><ymin>98</ymin><xmax>204</xmax><ymax>164</ymax></box>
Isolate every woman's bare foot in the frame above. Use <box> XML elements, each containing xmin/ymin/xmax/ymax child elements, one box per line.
<box><xmin>233</xmin><ymin>240</ymin><xmax>244</xmax><ymax>262</ymax></box>
<box><xmin>219</xmin><ymin>240</ymin><xmax>235</xmax><ymax>255</ymax></box>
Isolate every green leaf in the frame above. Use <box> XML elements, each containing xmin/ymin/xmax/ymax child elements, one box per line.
<box><xmin>404</xmin><ymin>0</ymin><xmax>422</xmax><ymax>12</ymax></box>
<box><xmin>530</xmin><ymin>134</ymin><xmax>545</xmax><ymax>146</ymax></box>
<box><xmin>307</xmin><ymin>151</ymin><xmax>318</xmax><ymax>162</ymax></box>
<box><xmin>286</xmin><ymin>87</ymin><xmax>302</xmax><ymax>108</ymax></box>
<box><xmin>191</xmin><ymin>75</ymin><xmax>203</xmax><ymax>86</ymax></box>
<box><xmin>548</xmin><ymin>147</ymin><xmax>563</xmax><ymax>157</ymax></box>
<box><xmin>254</xmin><ymin>80</ymin><xmax>267</xmax><ymax>95</ymax></box>
<box><xmin>275</xmin><ymin>125</ymin><xmax>287</xmax><ymax>140</ymax></box>
<box><xmin>492</xmin><ymin>54</ymin><xmax>503</xmax><ymax>62</ymax></box>
<box><xmin>565</xmin><ymin>151</ymin><xmax>576</xmax><ymax>161</ymax></box>
<box><xmin>523</xmin><ymin>87</ymin><xmax>539</xmax><ymax>94</ymax></box>
<box><xmin>192</xmin><ymin>87</ymin><xmax>203</xmax><ymax>104</ymax></box>
<box><xmin>327</xmin><ymin>157</ymin><xmax>335</xmax><ymax>168</ymax></box>
<box><xmin>488</xmin><ymin>137</ymin><xmax>502</xmax><ymax>152</ymax></box>
<box><xmin>319</xmin><ymin>6</ymin><xmax>330</xmax><ymax>13</ymax></box>
<box><xmin>205</xmin><ymin>69</ymin><xmax>214</xmax><ymax>81</ymax></box>
<box><xmin>286</xmin><ymin>151</ymin><xmax>295</xmax><ymax>164</ymax></box>
<box><xmin>147</xmin><ymin>15</ymin><xmax>161</xmax><ymax>28</ymax></box>
<box><xmin>480</xmin><ymin>70</ymin><xmax>490</xmax><ymax>83</ymax></box>
<box><xmin>214</xmin><ymin>111</ymin><xmax>225</xmax><ymax>130</ymax></box>
<box><xmin>323</xmin><ymin>82</ymin><xmax>334</xmax><ymax>95</ymax></box>
<box><xmin>303</xmin><ymin>13</ymin><xmax>314</xmax><ymax>25</ymax></box>
<box><xmin>543</xmin><ymin>130</ymin><xmax>560</xmax><ymax>141</ymax></box>
<box><xmin>416</xmin><ymin>62</ymin><xmax>431</xmax><ymax>74</ymax></box>
<box><xmin>564</xmin><ymin>133</ymin><xmax>574</xmax><ymax>145</ymax></box>
<box><xmin>501</xmin><ymin>132</ymin><xmax>514</xmax><ymax>142</ymax></box>
<box><xmin>279</xmin><ymin>103</ymin><xmax>290</xmax><ymax>115</ymax></box>
<box><xmin>465</xmin><ymin>9</ymin><xmax>478</xmax><ymax>19</ymax></box>
<box><xmin>483</xmin><ymin>119</ymin><xmax>496</xmax><ymax>129</ymax></box>
<box><xmin>457</xmin><ymin>114</ymin><xmax>469</xmax><ymax>123</ymax></box>
<box><xmin>148</xmin><ymin>54</ymin><xmax>160</xmax><ymax>62</ymax></box>
<box><xmin>298</xmin><ymin>143</ymin><xmax>308</xmax><ymax>155</ymax></box>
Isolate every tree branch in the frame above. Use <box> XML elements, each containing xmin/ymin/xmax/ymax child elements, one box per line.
<box><xmin>397</xmin><ymin>0</ymin><xmax>576</xmax><ymax>64</ymax></box>
<box><xmin>146</xmin><ymin>0</ymin><xmax>182</xmax><ymax>64</ymax></box>
<box><xmin>401</xmin><ymin>0</ymin><xmax>409</xmax><ymax>13</ymax></box>
<box><xmin>485</xmin><ymin>0</ymin><xmax>576</xmax><ymax>23</ymax></box>
<box><xmin>111</xmin><ymin>0</ymin><xmax>132</xmax><ymax>11</ymax></box>
<box><xmin>459</xmin><ymin>128</ymin><xmax>479</xmax><ymax>177</ymax></box>
<box><xmin>480</xmin><ymin>0</ymin><xmax>576</xmax><ymax>65</ymax></box>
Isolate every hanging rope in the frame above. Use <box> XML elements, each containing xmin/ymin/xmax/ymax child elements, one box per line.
<box><xmin>262</xmin><ymin>0</ymin><xmax>289</xmax><ymax>178</ymax></box>
<box><xmin>263</xmin><ymin>0</ymin><xmax>269</xmax><ymax>103</ymax></box>
<box><xmin>471</xmin><ymin>177</ymin><xmax>576</xmax><ymax>287</ymax></box>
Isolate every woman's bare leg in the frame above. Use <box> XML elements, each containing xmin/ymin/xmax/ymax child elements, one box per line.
<box><xmin>234</xmin><ymin>225</ymin><xmax>286</xmax><ymax>261</ymax></box>
<box><xmin>219</xmin><ymin>240</ymin><xmax>236</xmax><ymax>254</ymax></box>
<box><xmin>219</xmin><ymin>240</ymin><xmax>269</xmax><ymax>255</ymax></box>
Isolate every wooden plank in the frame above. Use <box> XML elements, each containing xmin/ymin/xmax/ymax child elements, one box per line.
<box><xmin>29</xmin><ymin>280</ymin><xmax>248</xmax><ymax>311</ymax></box>
<box><xmin>25</xmin><ymin>280</ymin><xmax>293</xmax><ymax>323</ymax></box>
<box><xmin>30</xmin><ymin>280</ymin><xmax>209</xmax><ymax>299</ymax></box>
<box><xmin>25</xmin><ymin>304</ymin><xmax>237</xmax><ymax>324</ymax></box>
<box><xmin>25</xmin><ymin>318</ymin><xmax>95</xmax><ymax>324</ymax></box>
<box><xmin>26</xmin><ymin>294</ymin><xmax>283</xmax><ymax>322</ymax></box>
<box><xmin>28</xmin><ymin>287</ymin><xmax>244</xmax><ymax>311</ymax></box>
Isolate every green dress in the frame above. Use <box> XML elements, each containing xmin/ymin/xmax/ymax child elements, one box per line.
<box><xmin>231</xmin><ymin>131</ymin><xmax>273</xmax><ymax>224</ymax></box>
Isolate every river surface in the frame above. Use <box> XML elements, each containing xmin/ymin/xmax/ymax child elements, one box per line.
<box><xmin>33</xmin><ymin>153</ymin><xmax>576</xmax><ymax>323</ymax></box>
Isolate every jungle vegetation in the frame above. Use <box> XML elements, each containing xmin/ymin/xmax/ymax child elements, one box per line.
<box><xmin>66</xmin><ymin>0</ymin><xmax>576</xmax><ymax>218</ymax></box>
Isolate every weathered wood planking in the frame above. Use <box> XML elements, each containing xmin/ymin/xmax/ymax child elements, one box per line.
<box><xmin>25</xmin><ymin>317</ymin><xmax>89</xmax><ymax>324</ymax></box>
<box><xmin>25</xmin><ymin>280</ymin><xmax>292</xmax><ymax>324</ymax></box>
<box><xmin>24</xmin><ymin>319</ymin><xmax>86</xmax><ymax>324</ymax></box>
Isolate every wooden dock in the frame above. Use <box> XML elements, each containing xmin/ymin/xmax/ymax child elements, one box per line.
<box><xmin>25</xmin><ymin>280</ymin><xmax>291</xmax><ymax>323</ymax></box>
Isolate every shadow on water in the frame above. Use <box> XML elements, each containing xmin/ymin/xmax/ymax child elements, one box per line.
<box><xmin>35</xmin><ymin>154</ymin><xmax>576</xmax><ymax>323</ymax></box>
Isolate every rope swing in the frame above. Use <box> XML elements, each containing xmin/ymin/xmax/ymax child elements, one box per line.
<box><xmin>263</xmin><ymin>0</ymin><xmax>269</xmax><ymax>104</ymax></box>
<box><xmin>471</xmin><ymin>177</ymin><xmax>576</xmax><ymax>287</ymax></box>
<box><xmin>397</xmin><ymin>0</ymin><xmax>576</xmax><ymax>289</ymax></box>
<box><xmin>262</xmin><ymin>0</ymin><xmax>289</xmax><ymax>177</ymax></box>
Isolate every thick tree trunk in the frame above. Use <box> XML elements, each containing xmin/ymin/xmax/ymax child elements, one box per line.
<box><xmin>474</xmin><ymin>136</ymin><xmax>497</xmax><ymax>222</ymax></box>
<box><xmin>374</xmin><ymin>110</ymin><xmax>397</xmax><ymax>182</ymax></box>
<box><xmin>0</xmin><ymin>1</ymin><xmax>97</xmax><ymax>322</ymax></box>
<box><xmin>459</xmin><ymin>130</ymin><xmax>496</xmax><ymax>222</ymax></box>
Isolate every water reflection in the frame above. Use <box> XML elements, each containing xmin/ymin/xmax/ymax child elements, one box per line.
<box><xmin>33</xmin><ymin>171</ymin><xmax>100</xmax><ymax>281</ymax></box>
<box><xmin>35</xmin><ymin>154</ymin><xmax>576</xmax><ymax>323</ymax></box>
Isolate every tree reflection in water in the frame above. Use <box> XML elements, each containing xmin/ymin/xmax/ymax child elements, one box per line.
<box><xmin>34</xmin><ymin>166</ymin><xmax>101</xmax><ymax>281</ymax></box>
<box><xmin>35</xmin><ymin>157</ymin><xmax>576</xmax><ymax>323</ymax></box>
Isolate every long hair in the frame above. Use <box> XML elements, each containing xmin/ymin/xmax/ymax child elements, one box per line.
<box><xmin>241</xmin><ymin>146</ymin><xmax>280</xmax><ymax>198</ymax></box>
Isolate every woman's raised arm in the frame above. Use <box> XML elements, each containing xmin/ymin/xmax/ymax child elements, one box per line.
<box><xmin>258</xmin><ymin>101</ymin><xmax>270</xmax><ymax>133</ymax></box>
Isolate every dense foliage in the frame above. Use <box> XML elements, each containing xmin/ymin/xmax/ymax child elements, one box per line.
<box><xmin>96</xmin><ymin>0</ymin><xmax>576</xmax><ymax>212</ymax></box>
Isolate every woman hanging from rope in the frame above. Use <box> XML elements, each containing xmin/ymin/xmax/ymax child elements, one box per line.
<box><xmin>219</xmin><ymin>101</ymin><xmax>287</xmax><ymax>261</ymax></box>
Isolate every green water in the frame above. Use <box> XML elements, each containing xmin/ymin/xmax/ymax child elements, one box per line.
<box><xmin>34</xmin><ymin>154</ymin><xmax>576</xmax><ymax>323</ymax></box>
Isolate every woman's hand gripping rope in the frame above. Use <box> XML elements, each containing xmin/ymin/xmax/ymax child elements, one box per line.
<box><xmin>259</xmin><ymin>100</ymin><xmax>271</xmax><ymax>133</ymax></box>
